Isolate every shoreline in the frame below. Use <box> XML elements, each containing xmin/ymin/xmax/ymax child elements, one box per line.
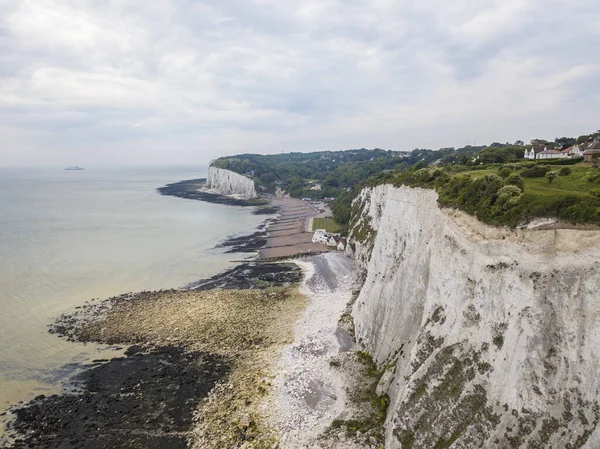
<box><xmin>5</xmin><ymin>262</ymin><xmax>305</xmax><ymax>448</ymax></box>
<box><xmin>160</xmin><ymin>178</ymin><xmax>332</xmax><ymax>261</ymax></box>
<box><xmin>3</xmin><ymin>178</ymin><xmax>363</xmax><ymax>449</ymax></box>
<box><xmin>157</xmin><ymin>178</ymin><xmax>270</xmax><ymax>208</ymax></box>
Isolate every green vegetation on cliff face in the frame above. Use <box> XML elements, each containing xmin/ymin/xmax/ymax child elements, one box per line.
<box><xmin>329</xmin><ymin>351</ymin><xmax>390</xmax><ymax>445</ymax></box>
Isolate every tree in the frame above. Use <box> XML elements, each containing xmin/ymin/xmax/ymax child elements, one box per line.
<box><xmin>531</xmin><ymin>139</ymin><xmax>551</xmax><ymax>146</ymax></box>
<box><xmin>555</xmin><ymin>137</ymin><xmax>576</xmax><ymax>148</ymax></box>
<box><xmin>546</xmin><ymin>171</ymin><xmax>559</xmax><ymax>183</ymax></box>
<box><xmin>495</xmin><ymin>185</ymin><xmax>522</xmax><ymax>211</ymax></box>
<box><xmin>577</xmin><ymin>135</ymin><xmax>590</xmax><ymax>144</ymax></box>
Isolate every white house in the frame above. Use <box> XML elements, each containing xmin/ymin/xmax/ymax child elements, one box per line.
<box><xmin>537</xmin><ymin>150</ymin><xmax>568</xmax><ymax>160</ymax></box>
<box><xmin>310</xmin><ymin>184</ymin><xmax>322</xmax><ymax>191</ymax></box>
<box><xmin>524</xmin><ymin>146</ymin><xmax>546</xmax><ymax>159</ymax></box>
<box><xmin>337</xmin><ymin>239</ymin><xmax>346</xmax><ymax>251</ymax></box>
<box><xmin>313</xmin><ymin>228</ymin><xmax>344</xmax><ymax>249</ymax></box>
<box><xmin>562</xmin><ymin>144</ymin><xmax>584</xmax><ymax>159</ymax></box>
<box><xmin>524</xmin><ymin>147</ymin><xmax>536</xmax><ymax>159</ymax></box>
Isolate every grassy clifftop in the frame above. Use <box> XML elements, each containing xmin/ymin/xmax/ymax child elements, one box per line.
<box><xmin>372</xmin><ymin>161</ymin><xmax>600</xmax><ymax>228</ymax></box>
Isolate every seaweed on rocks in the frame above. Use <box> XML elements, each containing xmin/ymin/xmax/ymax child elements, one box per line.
<box><xmin>214</xmin><ymin>209</ymin><xmax>277</xmax><ymax>254</ymax></box>
<box><xmin>157</xmin><ymin>179</ymin><xmax>268</xmax><ymax>207</ymax></box>
<box><xmin>186</xmin><ymin>262</ymin><xmax>302</xmax><ymax>290</ymax></box>
<box><xmin>215</xmin><ymin>229</ymin><xmax>269</xmax><ymax>253</ymax></box>
<box><xmin>253</xmin><ymin>206</ymin><xmax>280</xmax><ymax>215</ymax></box>
<box><xmin>8</xmin><ymin>253</ymin><xmax>304</xmax><ymax>448</ymax></box>
<box><xmin>6</xmin><ymin>346</ymin><xmax>228</xmax><ymax>449</ymax></box>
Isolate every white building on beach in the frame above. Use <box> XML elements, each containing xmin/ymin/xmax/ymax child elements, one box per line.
<box><xmin>312</xmin><ymin>229</ymin><xmax>345</xmax><ymax>250</ymax></box>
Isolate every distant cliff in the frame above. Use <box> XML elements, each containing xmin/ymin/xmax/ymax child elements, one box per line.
<box><xmin>346</xmin><ymin>184</ymin><xmax>600</xmax><ymax>448</ymax></box>
<box><xmin>206</xmin><ymin>167</ymin><xmax>257</xmax><ymax>198</ymax></box>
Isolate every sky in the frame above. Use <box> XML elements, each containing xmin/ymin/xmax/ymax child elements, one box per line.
<box><xmin>0</xmin><ymin>0</ymin><xmax>599</xmax><ymax>167</ymax></box>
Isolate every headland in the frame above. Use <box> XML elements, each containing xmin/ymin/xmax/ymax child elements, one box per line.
<box><xmin>7</xmin><ymin>145</ymin><xmax>600</xmax><ymax>448</ymax></box>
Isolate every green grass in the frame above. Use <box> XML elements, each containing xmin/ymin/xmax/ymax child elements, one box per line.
<box><xmin>525</xmin><ymin>166</ymin><xmax>593</xmax><ymax>196</ymax></box>
<box><xmin>312</xmin><ymin>217</ymin><xmax>344</xmax><ymax>233</ymax></box>
<box><xmin>384</xmin><ymin>163</ymin><xmax>600</xmax><ymax>227</ymax></box>
<box><xmin>460</xmin><ymin>169</ymin><xmax>497</xmax><ymax>179</ymax></box>
<box><xmin>462</xmin><ymin>165</ymin><xmax>595</xmax><ymax>197</ymax></box>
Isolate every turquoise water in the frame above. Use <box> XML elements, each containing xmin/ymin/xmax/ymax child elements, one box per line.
<box><xmin>0</xmin><ymin>166</ymin><xmax>266</xmax><ymax>413</ymax></box>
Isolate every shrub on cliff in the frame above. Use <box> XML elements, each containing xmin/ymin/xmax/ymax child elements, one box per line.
<box><xmin>436</xmin><ymin>174</ymin><xmax>505</xmax><ymax>223</ymax></box>
<box><xmin>498</xmin><ymin>167</ymin><xmax>512</xmax><ymax>178</ymax></box>
<box><xmin>546</xmin><ymin>171</ymin><xmax>559</xmax><ymax>183</ymax></box>
<box><xmin>494</xmin><ymin>185</ymin><xmax>522</xmax><ymax>211</ymax></box>
<box><xmin>522</xmin><ymin>165</ymin><xmax>550</xmax><ymax>178</ymax></box>
<box><xmin>360</xmin><ymin>165</ymin><xmax>600</xmax><ymax>228</ymax></box>
<box><xmin>559</xmin><ymin>167</ymin><xmax>572</xmax><ymax>176</ymax></box>
<box><xmin>505</xmin><ymin>173</ymin><xmax>525</xmax><ymax>191</ymax></box>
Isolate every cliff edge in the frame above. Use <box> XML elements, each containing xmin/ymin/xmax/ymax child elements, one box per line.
<box><xmin>206</xmin><ymin>166</ymin><xmax>257</xmax><ymax>198</ymax></box>
<box><xmin>346</xmin><ymin>184</ymin><xmax>600</xmax><ymax>448</ymax></box>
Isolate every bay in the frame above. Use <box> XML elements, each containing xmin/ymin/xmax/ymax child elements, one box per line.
<box><xmin>0</xmin><ymin>166</ymin><xmax>265</xmax><ymax>413</ymax></box>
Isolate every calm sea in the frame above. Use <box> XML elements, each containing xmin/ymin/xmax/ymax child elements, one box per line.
<box><xmin>0</xmin><ymin>166</ymin><xmax>266</xmax><ymax>416</ymax></box>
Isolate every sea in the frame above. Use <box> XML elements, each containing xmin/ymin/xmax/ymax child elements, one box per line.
<box><xmin>0</xmin><ymin>166</ymin><xmax>266</xmax><ymax>422</ymax></box>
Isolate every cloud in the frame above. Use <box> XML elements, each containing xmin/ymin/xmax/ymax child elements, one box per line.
<box><xmin>0</xmin><ymin>0</ymin><xmax>599</xmax><ymax>166</ymax></box>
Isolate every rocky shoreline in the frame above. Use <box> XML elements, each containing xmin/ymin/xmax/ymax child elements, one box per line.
<box><xmin>4</xmin><ymin>253</ymin><xmax>382</xmax><ymax>449</ymax></box>
<box><xmin>158</xmin><ymin>178</ymin><xmax>281</xmax><ymax>256</ymax></box>
<box><xmin>157</xmin><ymin>178</ymin><xmax>269</xmax><ymax>209</ymax></box>
<box><xmin>9</xmin><ymin>346</ymin><xmax>227</xmax><ymax>449</ymax></box>
<box><xmin>3</xmin><ymin>178</ymin><xmax>368</xmax><ymax>449</ymax></box>
<box><xmin>215</xmin><ymin>227</ymin><xmax>270</xmax><ymax>254</ymax></box>
<box><xmin>4</xmin><ymin>262</ymin><xmax>305</xmax><ymax>449</ymax></box>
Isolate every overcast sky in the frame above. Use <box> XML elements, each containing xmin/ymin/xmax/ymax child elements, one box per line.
<box><xmin>1</xmin><ymin>0</ymin><xmax>599</xmax><ymax>167</ymax></box>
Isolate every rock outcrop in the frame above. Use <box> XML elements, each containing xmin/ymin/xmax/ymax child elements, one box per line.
<box><xmin>206</xmin><ymin>167</ymin><xmax>257</xmax><ymax>198</ymax></box>
<box><xmin>346</xmin><ymin>184</ymin><xmax>600</xmax><ymax>448</ymax></box>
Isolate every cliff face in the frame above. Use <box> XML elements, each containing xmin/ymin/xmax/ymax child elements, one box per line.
<box><xmin>206</xmin><ymin>167</ymin><xmax>257</xmax><ymax>198</ymax></box>
<box><xmin>346</xmin><ymin>184</ymin><xmax>600</xmax><ymax>449</ymax></box>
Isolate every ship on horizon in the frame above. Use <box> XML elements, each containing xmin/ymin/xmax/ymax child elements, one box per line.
<box><xmin>65</xmin><ymin>166</ymin><xmax>84</xmax><ymax>170</ymax></box>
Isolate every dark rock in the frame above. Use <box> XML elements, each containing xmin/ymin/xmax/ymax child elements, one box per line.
<box><xmin>157</xmin><ymin>179</ymin><xmax>268</xmax><ymax>207</ymax></box>
<box><xmin>185</xmin><ymin>262</ymin><xmax>302</xmax><ymax>290</ymax></box>
<box><xmin>8</xmin><ymin>347</ymin><xmax>228</xmax><ymax>449</ymax></box>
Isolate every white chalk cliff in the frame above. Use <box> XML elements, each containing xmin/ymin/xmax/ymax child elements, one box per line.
<box><xmin>205</xmin><ymin>167</ymin><xmax>257</xmax><ymax>198</ymax></box>
<box><xmin>346</xmin><ymin>184</ymin><xmax>600</xmax><ymax>448</ymax></box>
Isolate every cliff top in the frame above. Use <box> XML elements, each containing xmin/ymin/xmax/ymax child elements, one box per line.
<box><xmin>371</xmin><ymin>161</ymin><xmax>600</xmax><ymax>228</ymax></box>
